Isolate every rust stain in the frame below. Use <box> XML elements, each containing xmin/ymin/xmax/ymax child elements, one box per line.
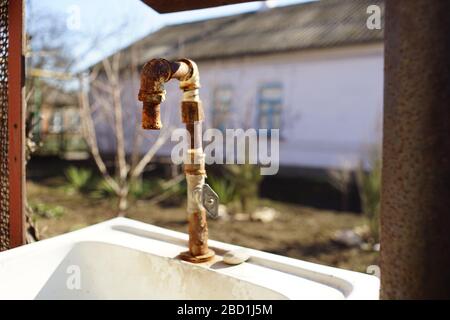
<box><xmin>184</xmin><ymin>162</ymin><xmax>206</xmax><ymax>176</ymax></box>
<box><xmin>138</xmin><ymin>58</ymin><xmax>191</xmax><ymax>130</ymax></box>
<box><xmin>381</xmin><ymin>0</ymin><xmax>450</xmax><ymax>299</ymax></box>
<box><xmin>181</xmin><ymin>101</ymin><xmax>204</xmax><ymax>124</ymax></box>
<box><xmin>142</xmin><ymin>102</ymin><xmax>162</xmax><ymax>130</ymax></box>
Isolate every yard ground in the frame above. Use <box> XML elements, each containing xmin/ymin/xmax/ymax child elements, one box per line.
<box><xmin>27</xmin><ymin>178</ymin><xmax>378</xmax><ymax>273</ymax></box>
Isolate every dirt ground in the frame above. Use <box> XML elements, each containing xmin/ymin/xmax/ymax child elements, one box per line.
<box><xmin>27</xmin><ymin>179</ymin><xmax>378</xmax><ymax>273</ymax></box>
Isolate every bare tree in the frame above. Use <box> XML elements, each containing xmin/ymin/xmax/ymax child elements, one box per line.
<box><xmin>25</xmin><ymin>5</ymin><xmax>170</xmax><ymax>216</ymax></box>
<box><xmin>78</xmin><ymin>51</ymin><xmax>172</xmax><ymax>215</ymax></box>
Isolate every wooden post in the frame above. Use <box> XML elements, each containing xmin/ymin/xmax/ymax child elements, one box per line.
<box><xmin>7</xmin><ymin>0</ymin><xmax>25</xmax><ymax>248</ymax></box>
<box><xmin>381</xmin><ymin>0</ymin><xmax>450</xmax><ymax>299</ymax></box>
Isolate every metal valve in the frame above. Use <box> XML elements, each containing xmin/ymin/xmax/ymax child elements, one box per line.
<box><xmin>202</xmin><ymin>184</ymin><xmax>219</xmax><ymax>219</ymax></box>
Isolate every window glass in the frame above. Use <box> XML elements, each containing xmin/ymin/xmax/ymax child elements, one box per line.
<box><xmin>212</xmin><ymin>87</ymin><xmax>232</xmax><ymax>131</ymax></box>
<box><xmin>258</xmin><ymin>84</ymin><xmax>283</xmax><ymax>131</ymax></box>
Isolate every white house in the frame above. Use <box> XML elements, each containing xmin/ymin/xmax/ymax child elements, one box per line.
<box><xmin>94</xmin><ymin>0</ymin><xmax>384</xmax><ymax>175</ymax></box>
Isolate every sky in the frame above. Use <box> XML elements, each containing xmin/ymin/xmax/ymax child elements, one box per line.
<box><xmin>27</xmin><ymin>0</ymin><xmax>313</xmax><ymax>71</ymax></box>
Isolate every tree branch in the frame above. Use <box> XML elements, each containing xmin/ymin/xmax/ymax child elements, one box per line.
<box><xmin>78</xmin><ymin>74</ymin><xmax>120</xmax><ymax>194</ymax></box>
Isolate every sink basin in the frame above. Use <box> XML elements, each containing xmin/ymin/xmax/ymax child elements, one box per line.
<box><xmin>0</xmin><ymin>218</ymin><xmax>379</xmax><ymax>299</ymax></box>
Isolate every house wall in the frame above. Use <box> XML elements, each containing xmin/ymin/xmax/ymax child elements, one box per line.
<box><xmin>96</xmin><ymin>43</ymin><xmax>384</xmax><ymax>172</ymax></box>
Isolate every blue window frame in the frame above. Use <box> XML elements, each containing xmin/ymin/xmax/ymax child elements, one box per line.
<box><xmin>212</xmin><ymin>86</ymin><xmax>232</xmax><ymax>132</ymax></box>
<box><xmin>258</xmin><ymin>83</ymin><xmax>283</xmax><ymax>131</ymax></box>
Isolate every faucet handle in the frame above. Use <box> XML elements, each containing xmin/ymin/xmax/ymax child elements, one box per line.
<box><xmin>202</xmin><ymin>184</ymin><xmax>219</xmax><ymax>219</ymax></box>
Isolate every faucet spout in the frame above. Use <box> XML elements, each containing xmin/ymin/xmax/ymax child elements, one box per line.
<box><xmin>138</xmin><ymin>58</ymin><xmax>215</xmax><ymax>263</ymax></box>
<box><xmin>138</xmin><ymin>58</ymin><xmax>192</xmax><ymax>129</ymax></box>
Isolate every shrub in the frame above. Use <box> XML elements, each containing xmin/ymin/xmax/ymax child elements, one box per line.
<box><xmin>30</xmin><ymin>202</ymin><xmax>65</xmax><ymax>219</ymax></box>
<box><xmin>357</xmin><ymin>152</ymin><xmax>381</xmax><ymax>242</ymax></box>
<box><xmin>158</xmin><ymin>179</ymin><xmax>187</xmax><ymax>207</ymax></box>
<box><xmin>129</xmin><ymin>179</ymin><xmax>158</xmax><ymax>200</ymax></box>
<box><xmin>224</xmin><ymin>164</ymin><xmax>262</xmax><ymax>213</ymax></box>
<box><xmin>91</xmin><ymin>178</ymin><xmax>116</xmax><ymax>199</ymax></box>
<box><xmin>64</xmin><ymin>166</ymin><xmax>93</xmax><ymax>193</ymax></box>
<box><xmin>207</xmin><ymin>174</ymin><xmax>236</xmax><ymax>205</ymax></box>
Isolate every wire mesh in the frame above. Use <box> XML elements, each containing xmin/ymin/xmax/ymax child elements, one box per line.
<box><xmin>0</xmin><ymin>0</ymin><xmax>10</xmax><ymax>251</ymax></box>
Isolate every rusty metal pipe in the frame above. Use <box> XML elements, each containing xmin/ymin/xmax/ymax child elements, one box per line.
<box><xmin>139</xmin><ymin>58</ymin><xmax>214</xmax><ymax>263</ymax></box>
<box><xmin>138</xmin><ymin>59</ymin><xmax>191</xmax><ymax>130</ymax></box>
<box><xmin>381</xmin><ymin>0</ymin><xmax>450</xmax><ymax>299</ymax></box>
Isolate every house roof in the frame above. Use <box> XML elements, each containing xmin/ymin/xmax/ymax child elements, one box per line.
<box><xmin>109</xmin><ymin>0</ymin><xmax>384</xmax><ymax>67</ymax></box>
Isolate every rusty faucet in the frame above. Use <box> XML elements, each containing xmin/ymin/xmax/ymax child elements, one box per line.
<box><xmin>138</xmin><ymin>58</ymin><xmax>218</xmax><ymax>263</ymax></box>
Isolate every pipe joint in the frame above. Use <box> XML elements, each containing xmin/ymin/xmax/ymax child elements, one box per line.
<box><xmin>138</xmin><ymin>58</ymin><xmax>198</xmax><ymax>130</ymax></box>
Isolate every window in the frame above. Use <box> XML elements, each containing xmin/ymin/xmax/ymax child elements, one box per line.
<box><xmin>258</xmin><ymin>84</ymin><xmax>283</xmax><ymax>131</ymax></box>
<box><xmin>212</xmin><ymin>86</ymin><xmax>232</xmax><ymax>131</ymax></box>
<box><xmin>49</xmin><ymin>110</ymin><xmax>63</xmax><ymax>134</ymax></box>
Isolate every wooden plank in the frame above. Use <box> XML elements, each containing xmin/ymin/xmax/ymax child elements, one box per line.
<box><xmin>8</xmin><ymin>0</ymin><xmax>24</xmax><ymax>248</ymax></box>
<box><xmin>141</xmin><ymin>0</ymin><xmax>256</xmax><ymax>13</ymax></box>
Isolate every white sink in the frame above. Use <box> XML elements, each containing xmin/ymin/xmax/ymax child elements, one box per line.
<box><xmin>0</xmin><ymin>218</ymin><xmax>379</xmax><ymax>299</ymax></box>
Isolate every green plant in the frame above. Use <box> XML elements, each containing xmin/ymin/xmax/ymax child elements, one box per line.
<box><xmin>92</xmin><ymin>177</ymin><xmax>163</xmax><ymax>201</ymax></box>
<box><xmin>357</xmin><ymin>153</ymin><xmax>381</xmax><ymax>242</ymax></box>
<box><xmin>91</xmin><ymin>178</ymin><xmax>117</xmax><ymax>199</ymax></box>
<box><xmin>224</xmin><ymin>164</ymin><xmax>262</xmax><ymax>213</ymax></box>
<box><xmin>129</xmin><ymin>179</ymin><xmax>157</xmax><ymax>199</ymax></box>
<box><xmin>207</xmin><ymin>175</ymin><xmax>236</xmax><ymax>205</ymax></box>
<box><xmin>156</xmin><ymin>179</ymin><xmax>187</xmax><ymax>207</ymax></box>
<box><xmin>30</xmin><ymin>202</ymin><xmax>65</xmax><ymax>219</ymax></box>
<box><xmin>64</xmin><ymin>166</ymin><xmax>93</xmax><ymax>193</ymax></box>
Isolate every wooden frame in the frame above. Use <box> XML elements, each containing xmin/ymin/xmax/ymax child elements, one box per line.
<box><xmin>142</xmin><ymin>0</ymin><xmax>257</xmax><ymax>13</ymax></box>
<box><xmin>7</xmin><ymin>0</ymin><xmax>24</xmax><ymax>248</ymax></box>
<box><xmin>257</xmin><ymin>82</ymin><xmax>283</xmax><ymax>135</ymax></box>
